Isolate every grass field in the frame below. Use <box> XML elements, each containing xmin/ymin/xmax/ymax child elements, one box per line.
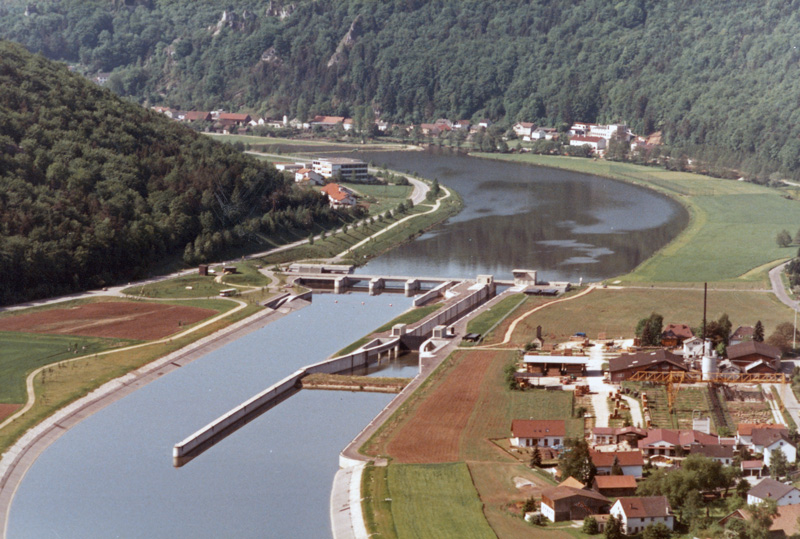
<box><xmin>0</xmin><ymin>332</ymin><xmax>127</xmax><ymax>404</ymax></box>
<box><xmin>0</xmin><ymin>303</ymin><xmax>261</xmax><ymax>455</ymax></box>
<box><xmin>466</xmin><ymin>294</ymin><xmax>529</xmax><ymax>340</ymax></box>
<box><xmin>123</xmin><ymin>262</ymin><xmax>268</xmax><ymax>298</ymax></box>
<box><xmin>386</xmin><ymin>463</ymin><xmax>496</xmax><ymax>539</ymax></box>
<box><xmin>474</xmin><ymin>153</ymin><xmax>800</xmax><ymax>285</ymax></box>
<box><xmin>504</xmin><ymin>287</ymin><xmax>793</xmax><ymax>347</ymax></box>
<box><xmin>342</xmin><ymin>182</ymin><xmax>413</xmax><ymax>216</ymax></box>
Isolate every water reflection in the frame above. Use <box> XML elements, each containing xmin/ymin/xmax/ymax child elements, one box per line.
<box><xmin>342</xmin><ymin>149</ymin><xmax>688</xmax><ymax>282</ymax></box>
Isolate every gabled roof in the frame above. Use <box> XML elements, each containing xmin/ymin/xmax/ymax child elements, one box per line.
<box><xmin>219</xmin><ymin>113</ymin><xmax>251</xmax><ymax>121</ymax></box>
<box><xmin>594</xmin><ymin>475</ymin><xmax>637</xmax><ymax>490</ymax></box>
<box><xmin>748</xmin><ymin>478</ymin><xmax>798</xmax><ymax>501</ymax></box>
<box><xmin>661</xmin><ymin>323</ymin><xmax>694</xmax><ymax>340</ymax></box>
<box><xmin>640</xmin><ymin>428</ymin><xmax>718</xmax><ymax>447</ymax></box>
<box><xmin>541</xmin><ymin>486</ymin><xmax>609</xmax><ymax>504</ymax></box>
<box><xmin>741</xmin><ymin>460</ymin><xmax>764</xmax><ymax>470</ymax></box>
<box><xmin>320</xmin><ymin>183</ymin><xmax>354</xmax><ymax>202</ymax></box>
<box><xmin>688</xmin><ymin>444</ymin><xmax>734</xmax><ymax>459</ymax></box>
<box><xmin>738</xmin><ymin>423</ymin><xmax>785</xmax><ymax>437</ymax></box>
<box><xmin>752</xmin><ymin>428</ymin><xmax>792</xmax><ymax>448</ymax></box>
<box><xmin>743</xmin><ymin>359</ymin><xmax>777</xmax><ymax>372</ymax></box>
<box><xmin>312</xmin><ymin>115</ymin><xmax>345</xmax><ymax>124</ymax></box>
<box><xmin>558</xmin><ymin>476</ymin><xmax>586</xmax><ymax>489</ymax></box>
<box><xmin>727</xmin><ymin>341</ymin><xmax>781</xmax><ymax>360</ymax></box>
<box><xmin>515</xmin><ymin>122</ymin><xmax>535</xmax><ymax>128</ymax></box>
<box><xmin>731</xmin><ymin>326</ymin><xmax>755</xmax><ymax>341</ymax></box>
<box><xmin>614</xmin><ymin>496</ymin><xmax>672</xmax><ymax>518</ymax></box>
<box><xmin>592</xmin><ymin>426</ymin><xmax>647</xmax><ymax>437</ymax></box>
<box><xmin>184</xmin><ymin>111</ymin><xmax>211</xmax><ymax>121</ymax></box>
<box><xmin>608</xmin><ymin>350</ymin><xmax>687</xmax><ymax>373</ymax></box>
<box><xmin>511</xmin><ymin>419</ymin><xmax>566</xmax><ymax>439</ymax></box>
<box><xmin>590</xmin><ymin>450</ymin><xmax>644</xmax><ymax>467</ymax></box>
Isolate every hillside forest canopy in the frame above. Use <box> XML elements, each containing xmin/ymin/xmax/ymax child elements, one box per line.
<box><xmin>0</xmin><ymin>40</ymin><xmax>360</xmax><ymax>305</ymax></box>
<box><xmin>3</xmin><ymin>0</ymin><xmax>800</xmax><ymax>179</ymax></box>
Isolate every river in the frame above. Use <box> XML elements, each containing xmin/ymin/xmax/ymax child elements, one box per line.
<box><xmin>7</xmin><ymin>151</ymin><xmax>686</xmax><ymax>537</ymax></box>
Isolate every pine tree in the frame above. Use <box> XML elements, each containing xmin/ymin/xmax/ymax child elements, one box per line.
<box><xmin>530</xmin><ymin>446</ymin><xmax>542</xmax><ymax>468</ymax></box>
<box><xmin>754</xmin><ymin>320</ymin><xmax>765</xmax><ymax>342</ymax></box>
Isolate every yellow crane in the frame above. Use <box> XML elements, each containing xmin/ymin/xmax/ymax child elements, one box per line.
<box><xmin>627</xmin><ymin>370</ymin><xmax>788</xmax><ymax>413</ymax></box>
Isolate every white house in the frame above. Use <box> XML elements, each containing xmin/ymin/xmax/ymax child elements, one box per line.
<box><xmin>294</xmin><ymin>168</ymin><xmax>324</xmax><ymax>186</ymax></box>
<box><xmin>509</xmin><ymin>419</ymin><xmax>565</xmax><ymax>448</ymax></box>
<box><xmin>747</xmin><ymin>478</ymin><xmax>800</xmax><ymax>506</ymax></box>
<box><xmin>752</xmin><ymin>429</ymin><xmax>797</xmax><ymax>467</ymax></box>
<box><xmin>590</xmin><ymin>450</ymin><xmax>644</xmax><ymax>478</ymax></box>
<box><xmin>589</xmin><ymin>123</ymin><xmax>630</xmax><ymax>141</ymax></box>
<box><xmin>320</xmin><ymin>183</ymin><xmax>357</xmax><ymax>208</ymax></box>
<box><xmin>513</xmin><ymin>122</ymin><xmax>535</xmax><ymax>138</ymax></box>
<box><xmin>610</xmin><ymin>497</ymin><xmax>674</xmax><ymax>535</ymax></box>
<box><xmin>569</xmin><ymin>135</ymin><xmax>607</xmax><ymax>154</ymax></box>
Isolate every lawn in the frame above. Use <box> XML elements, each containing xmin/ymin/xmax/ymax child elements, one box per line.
<box><xmin>465</xmin><ymin>293</ymin><xmax>529</xmax><ymax>340</ymax></box>
<box><xmin>342</xmin><ymin>182</ymin><xmax>413</xmax><ymax>216</ymax></box>
<box><xmin>473</xmin><ymin>153</ymin><xmax>800</xmax><ymax>284</ymax></box>
<box><xmin>0</xmin><ymin>332</ymin><xmax>127</xmax><ymax>403</ymax></box>
<box><xmin>386</xmin><ymin>462</ymin><xmax>496</xmax><ymax>539</ymax></box>
<box><xmin>504</xmin><ymin>287</ymin><xmax>793</xmax><ymax>347</ymax></box>
<box><xmin>123</xmin><ymin>262</ymin><xmax>268</xmax><ymax>298</ymax></box>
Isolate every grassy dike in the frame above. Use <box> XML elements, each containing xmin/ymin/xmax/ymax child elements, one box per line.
<box><xmin>472</xmin><ymin>153</ymin><xmax>800</xmax><ymax>286</ymax></box>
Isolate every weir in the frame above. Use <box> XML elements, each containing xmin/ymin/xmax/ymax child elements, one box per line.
<box><xmin>172</xmin><ymin>276</ymin><xmax>498</xmax><ymax>465</ymax></box>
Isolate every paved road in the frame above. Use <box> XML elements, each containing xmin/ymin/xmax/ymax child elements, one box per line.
<box><xmin>769</xmin><ymin>261</ymin><xmax>799</xmax><ymax>310</ymax></box>
<box><xmin>407</xmin><ymin>177</ymin><xmax>429</xmax><ymax>205</ymax></box>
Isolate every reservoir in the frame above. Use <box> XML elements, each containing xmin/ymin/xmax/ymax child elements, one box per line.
<box><xmin>7</xmin><ymin>153</ymin><xmax>686</xmax><ymax>537</ymax></box>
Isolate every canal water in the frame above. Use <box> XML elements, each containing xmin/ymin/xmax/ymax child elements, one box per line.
<box><xmin>7</xmin><ymin>294</ymin><xmax>414</xmax><ymax>538</ymax></box>
<box><xmin>8</xmin><ymin>152</ymin><xmax>687</xmax><ymax>537</ymax></box>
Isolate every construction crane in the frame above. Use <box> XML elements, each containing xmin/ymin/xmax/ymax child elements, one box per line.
<box><xmin>627</xmin><ymin>370</ymin><xmax>788</xmax><ymax>413</ymax></box>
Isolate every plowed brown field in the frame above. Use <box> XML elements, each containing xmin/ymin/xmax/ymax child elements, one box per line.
<box><xmin>386</xmin><ymin>350</ymin><xmax>497</xmax><ymax>463</ymax></box>
<box><xmin>0</xmin><ymin>301</ymin><xmax>217</xmax><ymax>341</ymax></box>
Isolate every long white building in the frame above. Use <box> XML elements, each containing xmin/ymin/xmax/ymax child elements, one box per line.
<box><xmin>312</xmin><ymin>157</ymin><xmax>368</xmax><ymax>181</ymax></box>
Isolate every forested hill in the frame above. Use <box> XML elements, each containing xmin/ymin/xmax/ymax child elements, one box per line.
<box><xmin>0</xmin><ymin>40</ymin><xmax>341</xmax><ymax>305</ymax></box>
<box><xmin>2</xmin><ymin>1</ymin><xmax>800</xmax><ymax>178</ymax></box>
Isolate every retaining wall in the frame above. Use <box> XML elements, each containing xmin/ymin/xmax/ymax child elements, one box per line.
<box><xmin>412</xmin><ymin>280</ymin><xmax>454</xmax><ymax>307</ymax></box>
<box><xmin>409</xmin><ymin>284</ymin><xmax>491</xmax><ymax>337</ymax></box>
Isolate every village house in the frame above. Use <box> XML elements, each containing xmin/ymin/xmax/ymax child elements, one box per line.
<box><xmin>509</xmin><ymin>419</ymin><xmax>565</xmax><ymax>448</ymax></box>
<box><xmin>590</xmin><ymin>450</ymin><xmax>644</xmax><ymax>477</ymax></box>
<box><xmin>639</xmin><ymin>429</ymin><xmax>720</xmax><ymax>457</ymax></box>
<box><xmin>94</xmin><ymin>72</ymin><xmax>112</xmax><ymax>85</ymax></box>
<box><xmin>607</xmin><ymin>350</ymin><xmax>687</xmax><ymax>382</ymax></box>
<box><xmin>721</xmin><ymin>504</ymin><xmax>800</xmax><ymax>537</ymax></box>
<box><xmin>294</xmin><ymin>168</ymin><xmax>324</xmax><ymax>186</ymax></box>
<box><xmin>527</xmin><ymin>127</ymin><xmax>558</xmax><ymax>141</ymax></box>
<box><xmin>312</xmin><ymin>158</ymin><xmax>368</xmax><ymax>182</ymax></box>
<box><xmin>419</xmin><ymin>123</ymin><xmax>445</xmax><ymax>136</ymax></box>
<box><xmin>591</xmin><ymin>426</ymin><xmax>648</xmax><ymax>447</ymax></box>
<box><xmin>726</xmin><ymin>341</ymin><xmax>781</xmax><ymax>370</ymax></box>
<box><xmin>592</xmin><ymin>475</ymin><xmax>638</xmax><ymax>498</ymax></box>
<box><xmin>569</xmin><ymin>135</ymin><xmax>606</xmax><ymax>154</ymax></box>
<box><xmin>479</xmin><ymin>119</ymin><xmax>492</xmax><ymax>129</ymax></box>
<box><xmin>610</xmin><ymin>497</ymin><xmax>674</xmax><ymax>535</ymax></box>
<box><xmin>308</xmin><ymin>115</ymin><xmax>345</xmax><ymax>130</ymax></box>
<box><xmin>274</xmin><ymin>162</ymin><xmax>308</xmax><ymax>173</ymax></box>
<box><xmin>682</xmin><ymin>337</ymin><xmax>707</xmax><ymax>360</ymax></box>
<box><xmin>730</xmin><ymin>326</ymin><xmax>755</xmax><ymax>345</ymax></box>
<box><xmin>540</xmin><ymin>486</ymin><xmax>610</xmax><ymax>522</ymax></box>
<box><xmin>741</xmin><ymin>460</ymin><xmax>765</xmax><ymax>478</ymax></box>
<box><xmin>747</xmin><ymin>478</ymin><xmax>800</xmax><ymax>506</ymax></box>
<box><xmin>737</xmin><ymin>423</ymin><xmax>788</xmax><ymax>447</ymax></box>
<box><xmin>588</xmin><ymin>123</ymin><xmax>630</xmax><ymax>141</ymax></box>
<box><xmin>752</xmin><ymin>429</ymin><xmax>796</xmax><ymax>467</ymax></box>
<box><xmin>660</xmin><ymin>323</ymin><xmax>694</xmax><ymax>347</ymax></box>
<box><xmin>453</xmin><ymin>119</ymin><xmax>471</xmax><ymax>130</ymax></box>
<box><xmin>513</xmin><ymin>122</ymin><xmax>536</xmax><ymax>138</ymax></box>
<box><xmin>184</xmin><ymin>111</ymin><xmax>212</xmax><ymax>122</ymax></box>
<box><xmin>688</xmin><ymin>444</ymin><xmax>735</xmax><ymax>465</ymax></box>
<box><xmin>522</xmin><ymin>354</ymin><xmax>587</xmax><ymax>377</ymax></box>
<box><xmin>217</xmin><ymin>113</ymin><xmax>252</xmax><ymax>127</ymax></box>
<box><xmin>320</xmin><ymin>183</ymin><xmax>357</xmax><ymax>208</ymax></box>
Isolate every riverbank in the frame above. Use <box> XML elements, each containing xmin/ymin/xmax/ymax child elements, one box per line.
<box><xmin>472</xmin><ymin>152</ymin><xmax>800</xmax><ymax>287</ymax></box>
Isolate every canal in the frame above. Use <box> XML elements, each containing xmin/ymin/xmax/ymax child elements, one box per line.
<box><xmin>7</xmin><ymin>151</ymin><xmax>686</xmax><ymax>537</ymax></box>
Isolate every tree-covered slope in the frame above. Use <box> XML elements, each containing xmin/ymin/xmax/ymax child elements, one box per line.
<box><xmin>2</xmin><ymin>0</ymin><xmax>800</xmax><ymax>178</ymax></box>
<box><xmin>0</xmin><ymin>40</ymin><xmax>342</xmax><ymax>305</ymax></box>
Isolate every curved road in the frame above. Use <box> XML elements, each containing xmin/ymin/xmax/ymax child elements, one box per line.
<box><xmin>769</xmin><ymin>261</ymin><xmax>798</xmax><ymax>310</ymax></box>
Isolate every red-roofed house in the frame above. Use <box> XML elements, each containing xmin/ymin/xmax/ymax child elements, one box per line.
<box><xmin>320</xmin><ymin>183</ymin><xmax>356</xmax><ymax>208</ymax></box>
<box><xmin>592</xmin><ymin>475</ymin><xmax>638</xmax><ymax>497</ymax></box>
<box><xmin>610</xmin><ymin>497</ymin><xmax>674</xmax><ymax>534</ymax></box>
<box><xmin>184</xmin><ymin>111</ymin><xmax>212</xmax><ymax>122</ymax></box>
<box><xmin>741</xmin><ymin>460</ymin><xmax>765</xmax><ymax>478</ymax></box>
<box><xmin>540</xmin><ymin>486</ymin><xmax>610</xmax><ymax>522</ymax></box>
<box><xmin>510</xmin><ymin>419</ymin><xmax>565</xmax><ymax>448</ymax></box>
<box><xmin>294</xmin><ymin>168</ymin><xmax>324</xmax><ymax>186</ymax></box>
<box><xmin>218</xmin><ymin>113</ymin><xmax>252</xmax><ymax>127</ymax></box>
<box><xmin>590</xmin><ymin>450</ymin><xmax>644</xmax><ymax>477</ymax></box>
<box><xmin>737</xmin><ymin>423</ymin><xmax>787</xmax><ymax>446</ymax></box>
<box><xmin>660</xmin><ymin>323</ymin><xmax>694</xmax><ymax>347</ymax></box>
<box><xmin>639</xmin><ymin>429</ymin><xmax>719</xmax><ymax>457</ymax></box>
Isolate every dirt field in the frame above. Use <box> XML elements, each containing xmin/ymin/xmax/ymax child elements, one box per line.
<box><xmin>0</xmin><ymin>301</ymin><xmax>217</xmax><ymax>341</ymax></box>
<box><xmin>0</xmin><ymin>404</ymin><xmax>21</xmax><ymax>422</ymax></box>
<box><xmin>386</xmin><ymin>350</ymin><xmax>496</xmax><ymax>463</ymax></box>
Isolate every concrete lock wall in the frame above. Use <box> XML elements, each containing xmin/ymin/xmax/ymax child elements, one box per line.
<box><xmin>409</xmin><ymin>284</ymin><xmax>490</xmax><ymax>337</ymax></box>
<box><xmin>173</xmin><ymin>368</ymin><xmax>307</xmax><ymax>458</ymax></box>
<box><xmin>412</xmin><ymin>281</ymin><xmax>454</xmax><ymax>307</ymax></box>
